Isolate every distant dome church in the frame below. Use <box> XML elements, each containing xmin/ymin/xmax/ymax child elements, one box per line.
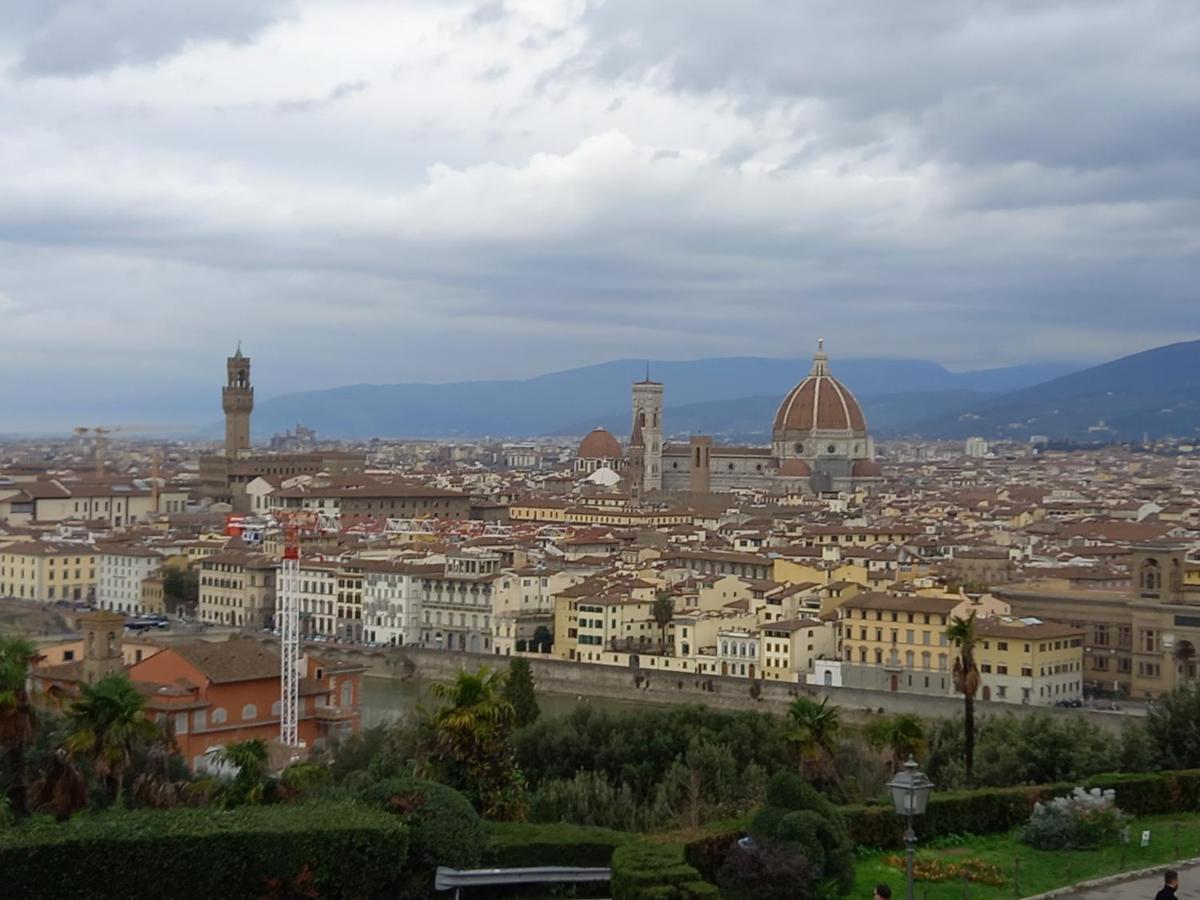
<box><xmin>613</xmin><ymin>341</ymin><xmax>883</xmax><ymax>497</ymax></box>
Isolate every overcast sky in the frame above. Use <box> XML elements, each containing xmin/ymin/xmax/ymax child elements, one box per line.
<box><xmin>2</xmin><ymin>0</ymin><xmax>1199</xmax><ymax>428</ymax></box>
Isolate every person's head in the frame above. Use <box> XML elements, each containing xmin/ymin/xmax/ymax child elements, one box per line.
<box><xmin>1165</xmin><ymin>871</ymin><xmax>1179</xmax><ymax>889</ymax></box>
<box><xmin>874</xmin><ymin>884</ymin><xmax>892</xmax><ymax>900</ymax></box>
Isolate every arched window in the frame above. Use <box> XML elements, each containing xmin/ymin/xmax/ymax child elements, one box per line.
<box><xmin>905</xmin><ymin>650</ymin><xmax>914</xmax><ymax>668</ymax></box>
<box><xmin>859</xmin><ymin>647</ymin><xmax>867</xmax><ymax>662</ymax></box>
<box><xmin>794</xmin><ymin>443</ymin><xmax>804</xmax><ymax>454</ymax></box>
<box><xmin>1141</xmin><ymin>559</ymin><xmax>1162</xmax><ymax>592</ymax></box>
<box><xmin>242</xmin><ymin>704</ymin><xmax>257</xmax><ymax>720</ymax></box>
<box><xmin>921</xmin><ymin>651</ymin><xmax>931</xmax><ymax>670</ymax></box>
<box><xmin>212</xmin><ymin>707</ymin><xmax>228</xmax><ymax>725</ymax></box>
<box><xmin>874</xmin><ymin>648</ymin><xmax>883</xmax><ymax>664</ymax></box>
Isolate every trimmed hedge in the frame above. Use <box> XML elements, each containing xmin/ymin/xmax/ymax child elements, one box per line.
<box><xmin>0</xmin><ymin>801</ymin><xmax>408</xmax><ymax>900</ymax></box>
<box><xmin>484</xmin><ymin>821</ymin><xmax>635</xmax><ymax>868</ymax></box>
<box><xmin>359</xmin><ymin>777</ymin><xmax>484</xmax><ymax>869</ymax></box>
<box><xmin>846</xmin><ymin>769</ymin><xmax>1200</xmax><ymax>848</ymax></box>
<box><xmin>611</xmin><ymin>841</ymin><xmax>720</xmax><ymax>900</ymax></box>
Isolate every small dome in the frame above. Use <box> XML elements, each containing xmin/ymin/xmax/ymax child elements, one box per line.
<box><xmin>852</xmin><ymin>459</ymin><xmax>883</xmax><ymax>478</ymax></box>
<box><xmin>578</xmin><ymin>427</ymin><xmax>622</xmax><ymax>459</ymax></box>
<box><xmin>773</xmin><ymin>341</ymin><xmax>866</xmax><ymax>435</ymax></box>
<box><xmin>778</xmin><ymin>458</ymin><xmax>812</xmax><ymax>477</ymax></box>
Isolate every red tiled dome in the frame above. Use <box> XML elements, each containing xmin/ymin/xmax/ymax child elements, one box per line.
<box><xmin>778</xmin><ymin>458</ymin><xmax>812</xmax><ymax>477</ymax></box>
<box><xmin>772</xmin><ymin>342</ymin><xmax>866</xmax><ymax>435</ymax></box>
<box><xmin>578</xmin><ymin>427</ymin><xmax>622</xmax><ymax>459</ymax></box>
<box><xmin>852</xmin><ymin>459</ymin><xmax>883</xmax><ymax>477</ymax></box>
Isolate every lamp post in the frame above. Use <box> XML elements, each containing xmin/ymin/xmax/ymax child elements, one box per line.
<box><xmin>887</xmin><ymin>756</ymin><xmax>935</xmax><ymax>900</ymax></box>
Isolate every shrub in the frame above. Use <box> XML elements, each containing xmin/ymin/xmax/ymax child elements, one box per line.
<box><xmin>747</xmin><ymin>772</ymin><xmax>855</xmax><ymax>895</ymax></box>
<box><xmin>0</xmin><ymin>801</ymin><xmax>407</xmax><ymax>899</ymax></box>
<box><xmin>358</xmin><ymin>777</ymin><xmax>483</xmax><ymax>869</ymax></box>
<box><xmin>611</xmin><ymin>841</ymin><xmax>720</xmax><ymax>900</ymax></box>
<box><xmin>1018</xmin><ymin>787</ymin><xmax>1129</xmax><ymax>851</ymax></box>
<box><xmin>279</xmin><ymin>763</ymin><xmax>333</xmax><ymax>799</ymax></box>
<box><xmin>717</xmin><ymin>840</ymin><xmax>822</xmax><ymax>900</ymax></box>
<box><xmin>484</xmin><ymin>821</ymin><xmax>634</xmax><ymax>868</ymax></box>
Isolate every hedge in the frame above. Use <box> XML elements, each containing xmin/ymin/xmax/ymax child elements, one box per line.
<box><xmin>611</xmin><ymin>841</ymin><xmax>720</xmax><ymax>900</ymax></box>
<box><xmin>484</xmin><ymin>821</ymin><xmax>635</xmax><ymax>868</ymax></box>
<box><xmin>359</xmin><ymin>777</ymin><xmax>484</xmax><ymax>869</ymax></box>
<box><xmin>846</xmin><ymin>769</ymin><xmax>1200</xmax><ymax>848</ymax></box>
<box><xmin>0</xmin><ymin>801</ymin><xmax>408</xmax><ymax>900</ymax></box>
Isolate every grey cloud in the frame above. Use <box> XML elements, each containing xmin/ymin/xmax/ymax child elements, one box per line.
<box><xmin>6</xmin><ymin>0</ymin><xmax>296</xmax><ymax>77</ymax></box>
<box><xmin>479</xmin><ymin>63</ymin><xmax>510</xmax><ymax>81</ymax></box>
<box><xmin>275</xmin><ymin>80</ymin><xmax>368</xmax><ymax>114</ymax></box>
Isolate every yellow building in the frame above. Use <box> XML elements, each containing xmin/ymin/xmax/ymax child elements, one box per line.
<box><xmin>761</xmin><ymin>617</ymin><xmax>834</xmax><ymax>682</ymax></box>
<box><xmin>0</xmin><ymin>542</ymin><xmax>97</xmax><ymax>603</ymax></box>
<box><xmin>553</xmin><ymin>576</ymin><xmax>659</xmax><ymax>662</ymax></box>
<box><xmin>975</xmin><ymin>617</ymin><xmax>1084</xmax><ymax>705</ymax></box>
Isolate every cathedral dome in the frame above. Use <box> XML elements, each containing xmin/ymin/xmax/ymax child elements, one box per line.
<box><xmin>778</xmin><ymin>458</ymin><xmax>812</xmax><ymax>477</ymax></box>
<box><xmin>772</xmin><ymin>341</ymin><xmax>867</xmax><ymax>435</ymax></box>
<box><xmin>851</xmin><ymin>459</ymin><xmax>883</xmax><ymax>478</ymax></box>
<box><xmin>578</xmin><ymin>427</ymin><xmax>622</xmax><ymax>459</ymax></box>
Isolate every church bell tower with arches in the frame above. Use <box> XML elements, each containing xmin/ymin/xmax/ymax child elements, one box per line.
<box><xmin>222</xmin><ymin>344</ymin><xmax>254</xmax><ymax>459</ymax></box>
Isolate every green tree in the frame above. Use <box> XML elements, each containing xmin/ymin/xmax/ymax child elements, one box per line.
<box><xmin>865</xmin><ymin>712</ymin><xmax>926</xmax><ymax>771</ymax></box>
<box><xmin>64</xmin><ymin>674</ymin><xmax>160</xmax><ymax>808</ymax></box>
<box><xmin>1144</xmin><ymin>682</ymin><xmax>1200</xmax><ymax>769</ymax></box>
<box><xmin>652</xmin><ymin>593</ymin><xmax>675</xmax><ymax>648</ymax></box>
<box><xmin>504</xmin><ymin>658</ymin><xmax>540</xmax><ymax>728</ymax></box>
<box><xmin>208</xmin><ymin>738</ymin><xmax>272</xmax><ymax>806</ymax></box>
<box><xmin>784</xmin><ymin>696</ymin><xmax>840</xmax><ymax>783</ymax></box>
<box><xmin>162</xmin><ymin>567</ymin><xmax>199</xmax><ymax>616</ymax></box>
<box><xmin>0</xmin><ymin>636</ymin><xmax>39</xmax><ymax>818</ymax></box>
<box><xmin>429</xmin><ymin>667</ymin><xmax>526</xmax><ymax>820</ymax></box>
<box><xmin>946</xmin><ymin>611</ymin><xmax>981</xmax><ymax>785</ymax></box>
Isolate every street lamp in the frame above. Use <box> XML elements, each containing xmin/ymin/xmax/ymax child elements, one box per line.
<box><xmin>887</xmin><ymin>756</ymin><xmax>935</xmax><ymax>900</ymax></box>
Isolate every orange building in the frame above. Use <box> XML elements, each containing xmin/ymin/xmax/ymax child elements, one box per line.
<box><xmin>33</xmin><ymin>621</ymin><xmax>364</xmax><ymax>772</ymax></box>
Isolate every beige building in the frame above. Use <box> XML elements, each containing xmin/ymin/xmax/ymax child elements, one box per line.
<box><xmin>761</xmin><ymin>617</ymin><xmax>835</xmax><ymax>682</ymax></box>
<box><xmin>996</xmin><ymin>543</ymin><xmax>1200</xmax><ymax>699</ymax></box>
<box><xmin>197</xmin><ymin>550</ymin><xmax>277</xmax><ymax>629</ymax></box>
<box><xmin>0</xmin><ymin>542</ymin><xmax>97</xmax><ymax>603</ymax></box>
<box><xmin>975</xmin><ymin>616</ymin><xmax>1084</xmax><ymax>705</ymax></box>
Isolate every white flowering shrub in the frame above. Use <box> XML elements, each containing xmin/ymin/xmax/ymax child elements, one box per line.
<box><xmin>1018</xmin><ymin>787</ymin><xmax>1129</xmax><ymax>850</ymax></box>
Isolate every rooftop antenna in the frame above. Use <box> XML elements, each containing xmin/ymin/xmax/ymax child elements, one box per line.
<box><xmin>645</xmin><ymin>360</ymin><xmax>650</xmax><ymax>382</ymax></box>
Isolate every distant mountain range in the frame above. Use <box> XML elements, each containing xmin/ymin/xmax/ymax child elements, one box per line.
<box><xmin>906</xmin><ymin>339</ymin><xmax>1200</xmax><ymax>442</ymax></box>
<box><xmin>250</xmin><ymin>356</ymin><xmax>1080</xmax><ymax>440</ymax></box>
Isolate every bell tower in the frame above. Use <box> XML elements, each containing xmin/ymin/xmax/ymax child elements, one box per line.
<box><xmin>222</xmin><ymin>343</ymin><xmax>254</xmax><ymax>459</ymax></box>
<box><xmin>80</xmin><ymin>610</ymin><xmax>125</xmax><ymax>685</ymax></box>
<box><xmin>631</xmin><ymin>374</ymin><xmax>663</xmax><ymax>494</ymax></box>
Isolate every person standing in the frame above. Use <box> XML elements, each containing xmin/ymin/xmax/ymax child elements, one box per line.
<box><xmin>1156</xmin><ymin>870</ymin><xmax>1179</xmax><ymax>900</ymax></box>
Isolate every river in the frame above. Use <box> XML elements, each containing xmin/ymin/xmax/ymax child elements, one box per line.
<box><xmin>360</xmin><ymin>675</ymin><xmax>649</xmax><ymax>728</ymax></box>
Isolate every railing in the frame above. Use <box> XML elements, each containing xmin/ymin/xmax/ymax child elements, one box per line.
<box><xmin>434</xmin><ymin>865</ymin><xmax>611</xmax><ymax>898</ymax></box>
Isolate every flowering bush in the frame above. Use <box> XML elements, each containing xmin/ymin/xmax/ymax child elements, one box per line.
<box><xmin>883</xmin><ymin>854</ymin><xmax>1005</xmax><ymax>886</ymax></box>
<box><xmin>1017</xmin><ymin>787</ymin><xmax>1129</xmax><ymax>850</ymax></box>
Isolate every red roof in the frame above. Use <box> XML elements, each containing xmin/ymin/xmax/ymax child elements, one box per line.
<box><xmin>578</xmin><ymin>427</ymin><xmax>622</xmax><ymax>460</ymax></box>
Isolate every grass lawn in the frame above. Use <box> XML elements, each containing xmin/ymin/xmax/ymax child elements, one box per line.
<box><xmin>853</xmin><ymin>814</ymin><xmax>1200</xmax><ymax>900</ymax></box>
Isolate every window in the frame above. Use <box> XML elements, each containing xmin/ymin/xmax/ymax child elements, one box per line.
<box><xmin>211</xmin><ymin>707</ymin><xmax>227</xmax><ymax>725</ymax></box>
<box><xmin>175</xmin><ymin>712</ymin><xmax>188</xmax><ymax>735</ymax></box>
<box><xmin>242</xmin><ymin>704</ymin><xmax>257</xmax><ymax>720</ymax></box>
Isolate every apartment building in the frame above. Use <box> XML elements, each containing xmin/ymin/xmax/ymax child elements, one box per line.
<box><xmin>95</xmin><ymin>544</ymin><xmax>162</xmax><ymax>615</ymax></box>
<box><xmin>0</xmin><ymin>541</ymin><xmax>97</xmax><ymax>603</ymax></box>
<box><xmin>197</xmin><ymin>550</ymin><xmax>277</xmax><ymax>629</ymax></box>
<box><xmin>975</xmin><ymin>617</ymin><xmax>1085</xmax><ymax>705</ymax></box>
<box><xmin>761</xmin><ymin>617</ymin><xmax>833</xmax><ymax>682</ymax></box>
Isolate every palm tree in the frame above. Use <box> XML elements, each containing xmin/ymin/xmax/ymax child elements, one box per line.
<box><xmin>652</xmin><ymin>594</ymin><xmax>675</xmax><ymax>649</ymax></box>
<box><xmin>30</xmin><ymin>748</ymin><xmax>87</xmax><ymax>821</ymax></box>
<box><xmin>0</xmin><ymin>636</ymin><xmax>40</xmax><ymax>818</ymax></box>
<box><xmin>429</xmin><ymin>668</ymin><xmax>525</xmax><ymax>819</ymax></box>
<box><xmin>946</xmin><ymin>612</ymin><xmax>981</xmax><ymax>786</ymax></box>
<box><xmin>207</xmin><ymin>738</ymin><xmax>271</xmax><ymax>806</ymax></box>
<box><xmin>865</xmin><ymin>713</ymin><xmax>927</xmax><ymax>772</ymax></box>
<box><xmin>64</xmin><ymin>674</ymin><xmax>160</xmax><ymax>808</ymax></box>
<box><xmin>785</xmin><ymin>696</ymin><xmax>841</xmax><ymax>781</ymax></box>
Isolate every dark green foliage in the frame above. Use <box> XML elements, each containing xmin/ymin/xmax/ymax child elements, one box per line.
<box><xmin>162</xmin><ymin>568</ymin><xmax>199</xmax><ymax>614</ymax></box>
<box><xmin>278</xmin><ymin>762</ymin><xmax>332</xmax><ymax>799</ymax></box>
<box><xmin>925</xmin><ymin>713</ymin><xmax>1120</xmax><ymax>789</ymax></box>
<box><xmin>682</xmin><ymin>831</ymin><xmax>741</xmax><ymax>884</ymax></box>
<box><xmin>359</xmin><ymin>777</ymin><xmax>483</xmax><ymax>869</ymax></box>
<box><xmin>844</xmin><ymin>770</ymin><xmax>1200</xmax><ymax>848</ymax></box>
<box><xmin>504</xmin><ymin>658</ymin><xmax>541</xmax><ymax>728</ymax></box>
<box><xmin>611</xmin><ymin>841</ymin><xmax>720</xmax><ymax>900</ymax></box>
<box><xmin>747</xmin><ymin>772</ymin><xmax>855</xmax><ymax>894</ymax></box>
<box><xmin>716</xmin><ymin>840</ymin><xmax>822</xmax><ymax>900</ymax></box>
<box><xmin>1144</xmin><ymin>683</ymin><xmax>1200</xmax><ymax>769</ymax></box>
<box><xmin>515</xmin><ymin>704</ymin><xmax>791</xmax><ymax>804</ymax></box>
<box><xmin>0</xmin><ymin>801</ymin><xmax>408</xmax><ymax>900</ymax></box>
<box><xmin>483</xmin><ymin>821</ymin><xmax>634</xmax><ymax>867</ymax></box>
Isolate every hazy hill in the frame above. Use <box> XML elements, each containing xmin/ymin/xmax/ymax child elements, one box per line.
<box><xmin>910</xmin><ymin>339</ymin><xmax>1200</xmax><ymax>441</ymax></box>
<box><xmin>249</xmin><ymin>357</ymin><xmax>1077</xmax><ymax>439</ymax></box>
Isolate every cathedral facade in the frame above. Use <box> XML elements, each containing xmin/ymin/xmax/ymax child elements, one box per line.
<box><xmin>621</xmin><ymin>342</ymin><xmax>882</xmax><ymax>496</ymax></box>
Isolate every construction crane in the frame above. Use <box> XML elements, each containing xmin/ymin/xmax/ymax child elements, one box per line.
<box><xmin>76</xmin><ymin>425</ymin><xmax>120</xmax><ymax>476</ymax></box>
<box><xmin>275</xmin><ymin>509</ymin><xmax>321</xmax><ymax>748</ymax></box>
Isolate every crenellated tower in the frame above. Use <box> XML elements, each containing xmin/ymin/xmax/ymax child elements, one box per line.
<box><xmin>222</xmin><ymin>343</ymin><xmax>254</xmax><ymax>459</ymax></box>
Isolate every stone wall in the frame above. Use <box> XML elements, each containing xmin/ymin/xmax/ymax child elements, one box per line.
<box><xmin>270</xmin><ymin>637</ymin><xmax>1133</xmax><ymax>733</ymax></box>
